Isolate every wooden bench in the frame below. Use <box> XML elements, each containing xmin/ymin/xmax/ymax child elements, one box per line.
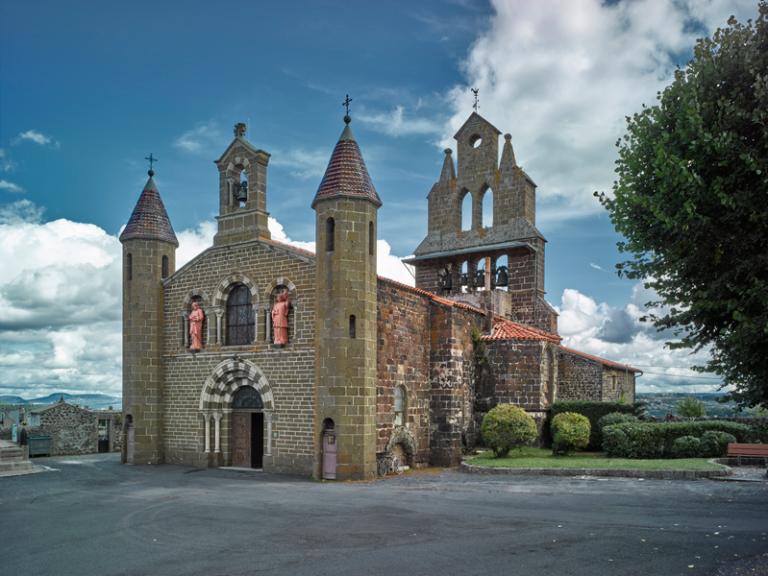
<box><xmin>726</xmin><ymin>443</ymin><xmax>768</xmax><ymax>465</ymax></box>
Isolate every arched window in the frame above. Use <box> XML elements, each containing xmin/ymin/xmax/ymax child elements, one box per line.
<box><xmin>482</xmin><ymin>187</ymin><xmax>493</xmax><ymax>227</ymax></box>
<box><xmin>494</xmin><ymin>254</ymin><xmax>509</xmax><ymax>290</ymax></box>
<box><xmin>394</xmin><ymin>386</ymin><xmax>406</xmax><ymax>426</ymax></box>
<box><xmin>234</xmin><ymin>166</ymin><xmax>248</xmax><ymax>208</ymax></box>
<box><xmin>460</xmin><ymin>261</ymin><xmax>469</xmax><ymax>293</ymax></box>
<box><xmin>226</xmin><ymin>283</ymin><xmax>254</xmax><ymax>345</ymax></box>
<box><xmin>461</xmin><ymin>191</ymin><xmax>472</xmax><ymax>231</ymax></box>
<box><xmin>369</xmin><ymin>221</ymin><xmax>374</xmax><ymax>256</ymax></box>
<box><xmin>326</xmin><ymin>217</ymin><xmax>335</xmax><ymax>252</ymax></box>
<box><xmin>126</xmin><ymin>253</ymin><xmax>132</xmax><ymax>281</ymax></box>
<box><xmin>349</xmin><ymin>315</ymin><xmax>356</xmax><ymax>339</ymax></box>
<box><xmin>475</xmin><ymin>258</ymin><xmax>487</xmax><ymax>291</ymax></box>
<box><xmin>161</xmin><ymin>255</ymin><xmax>169</xmax><ymax>279</ymax></box>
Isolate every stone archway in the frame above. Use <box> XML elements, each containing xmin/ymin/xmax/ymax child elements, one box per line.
<box><xmin>380</xmin><ymin>427</ymin><xmax>417</xmax><ymax>475</ymax></box>
<box><xmin>198</xmin><ymin>358</ymin><xmax>274</xmax><ymax>465</ymax></box>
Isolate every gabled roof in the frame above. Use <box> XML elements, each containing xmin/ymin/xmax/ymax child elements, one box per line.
<box><xmin>312</xmin><ymin>122</ymin><xmax>382</xmax><ymax>208</ymax></box>
<box><xmin>454</xmin><ymin>111</ymin><xmax>502</xmax><ymax>140</ymax></box>
<box><xmin>119</xmin><ymin>174</ymin><xmax>178</xmax><ymax>246</ymax></box>
<box><xmin>481</xmin><ymin>316</ymin><xmax>561</xmax><ymax>343</ymax></box>
<box><xmin>560</xmin><ymin>346</ymin><xmax>642</xmax><ymax>373</ymax></box>
<box><xmin>214</xmin><ymin>136</ymin><xmax>270</xmax><ymax>165</ymax></box>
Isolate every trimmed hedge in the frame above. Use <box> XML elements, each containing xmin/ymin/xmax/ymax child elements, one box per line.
<box><xmin>481</xmin><ymin>404</ymin><xmax>539</xmax><ymax>457</ymax></box>
<box><xmin>602</xmin><ymin>420</ymin><xmax>751</xmax><ymax>459</ymax></box>
<box><xmin>671</xmin><ymin>436</ymin><xmax>701</xmax><ymax>458</ymax></box>
<box><xmin>550</xmin><ymin>401</ymin><xmax>642</xmax><ymax>450</ymax></box>
<box><xmin>700</xmin><ymin>431</ymin><xmax>737</xmax><ymax>457</ymax></box>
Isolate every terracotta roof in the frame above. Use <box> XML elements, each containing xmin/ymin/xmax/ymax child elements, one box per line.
<box><xmin>312</xmin><ymin>123</ymin><xmax>382</xmax><ymax>208</ymax></box>
<box><xmin>481</xmin><ymin>316</ymin><xmax>561</xmax><ymax>343</ymax></box>
<box><xmin>119</xmin><ymin>175</ymin><xmax>178</xmax><ymax>246</ymax></box>
<box><xmin>560</xmin><ymin>346</ymin><xmax>642</xmax><ymax>373</ymax></box>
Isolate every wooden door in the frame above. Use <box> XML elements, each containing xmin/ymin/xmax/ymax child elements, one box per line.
<box><xmin>251</xmin><ymin>413</ymin><xmax>264</xmax><ymax>469</ymax></box>
<box><xmin>232</xmin><ymin>412</ymin><xmax>251</xmax><ymax>467</ymax></box>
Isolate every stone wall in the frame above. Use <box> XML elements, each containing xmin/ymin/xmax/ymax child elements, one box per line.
<box><xmin>376</xmin><ymin>280</ymin><xmax>432</xmax><ymax>468</ymax></box>
<box><xmin>35</xmin><ymin>402</ymin><xmax>98</xmax><ymax>456</ymax></box>
<box><xmin>429</xmin><ymin>304</ymin><xmax>482</xmax><ymax>466</ymax></box>
<box><xmin>601</xmin><ymin>368</ymin><xmax>636</xmax><ymax>403</ymax></box>
<box><xmin>162</xmin><ymin>240</ymin><xmax>316</xmax><ymax>474</ymax></box>
<box><xmin>557</xmin><ymin>350</ymin><xmax>603</xmax><ymax>402</ymax></box>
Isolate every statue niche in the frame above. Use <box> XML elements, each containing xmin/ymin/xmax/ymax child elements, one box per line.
<box><xmin>189</xmin><ymin>299</ymin><xmax>206</xmax><ymax>351</ymax></box>
<box><xmin>269</xmin><ymin>287</ymin><xmax>292</xmax><ymax>346</ymax></box>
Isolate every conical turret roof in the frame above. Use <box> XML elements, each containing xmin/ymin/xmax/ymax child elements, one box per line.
<box><xmin>312</xmin><ymin>121</ymin><xmax>382</xmax><ymax>208</ymax></box>
<box><xmin>119</xmin><ymin>172</ymin><xmax>178</xmax><ymax>246</ymax></box>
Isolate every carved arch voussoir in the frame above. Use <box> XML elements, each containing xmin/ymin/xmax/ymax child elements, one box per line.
<box><xmin>199</xmin><ymin>358</ymin><xmax>274</xmax><ymax>411</ymax></box>
<box><xmin>213</xmin><ymin>273</ymin><xmax>259</xmax><ymax>307</ymax></box>
<box><xmin>263</xmin><ymin>277</ymin><xmax>298</xmax><ymax>301</ymax></box>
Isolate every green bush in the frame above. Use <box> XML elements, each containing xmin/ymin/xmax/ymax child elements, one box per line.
<box><xmin>700</xmin><ymin>431</ymin><xmax>737</xmax><ymax>457</ymax></box>
<box><xmin>481</xmin><ymin>404</ymin><xmax>539</xmax><ymax>458</ymax></box>
<box><xmin>550</xmin><ymin>401</ymin><xmax>641</xmax><ymax>450</ymax></box>
<box><xmin>671</xmin><ymin>436</ymin><xmax>702</xmax><ymax>458</ymax></box>
<box><xmin>551</xmin><ymin>412</ymin><xmax>591</xmax><ymax>455</ymax></box>
<box><xmin>677</xmin><ymin>397</ymin><xmax>706</xmax><ymax>419</ymax></box>
<box><xmin>598</xmin><ymin>412</ymin><xmax>639</xmax><ymax>433</ymax></box>
<box><xmin>603</xmin><ymin>420</ymin><xmax>751</xmax><ymax>458</ymax></box>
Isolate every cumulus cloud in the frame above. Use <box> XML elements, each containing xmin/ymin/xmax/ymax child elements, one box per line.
<box><xmin>556</xmin><ymin>285</ymin><xmax>722</xmax><ymax>392</ymax></box>
<box><xmin>173</xmin><ymin>121</ymin><xmax>225</xmax><ymax>154</ymax></box>
<box><xmin>444</xmin><ymin>0</ymin><xmax>758</xmax><ymax>226</ymax></box>
<box><xmin>0</xmin><ymin>180</ymin><xmax>23</xmax><ymax>193</ymax></box>
<box><xmin>0</xmin><ymin>200</ymin><xmax>122</xmax><ymax>397</ymax></box>
<box><xmin>16</xmin><ymin>129</ymin><xmax>59</xmax><ymax>148</ymax></box>
<box><xmin>269</xmin><ymin>148</ymin><xmax>329</xmax><ymax>180</ymax></box>
<box><xmin>358</xmin><ymin>105</ymin><xmax>443</xmax><ymax>138</ymax></box>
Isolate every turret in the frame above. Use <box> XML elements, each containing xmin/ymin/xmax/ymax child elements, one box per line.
<box><xmin>312</xmin><ymin>112</ymin><xmax>381</xmax><ymax>480</ymax></box>
<box><xmin>119</xmin><ymin>167</ymin><xmax>178</xmax><ymax>464</ymax></box>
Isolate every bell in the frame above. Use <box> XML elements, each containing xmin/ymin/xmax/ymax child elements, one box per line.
<box><xmin>460</xmin><ymin>273</ymin><xmax>468</xmax><ymax>287</ymax></box>
<box><xmin>236</xmin><ymin>180</ymin><xmax>248</xmax><ymax>203</ymax></box>
<box><xmin>439</xmin><ymin>270</ymin><xmax>452</xmax><ymax>292</ymax></box>
<box><xmin>495</xmin><ymin>265</ymin><xmax>509</xmax><ymax>287</ymax></box>
<box><xmin>474</xmin><ymin>268</ymin><xmax>486</xmax><ymax>288</ymax></box>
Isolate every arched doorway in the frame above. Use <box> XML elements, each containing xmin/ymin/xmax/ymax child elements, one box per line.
<box><xmin>321</xmin><ymin>418</ymin><xmax>337</xmax><ymax>480</ymax></box>
<box><xmin>231</xmin><ymin>386</ymin><xmax>264</xmax><ymax>469</ymax></box>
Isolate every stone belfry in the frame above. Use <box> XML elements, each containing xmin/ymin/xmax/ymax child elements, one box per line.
<box><xmin>213</xmin><ymin>123</ymin><xmax>271</xmax><ymax>246</ymax></box>
<box><xmin>406</xmin><ymin>111</ymin><xmax>557</xmax><ymax>333</ymax></box>
<box><xmin>119</xmin><ymin>163</ymin><xmax>178</xmax><ymax>464</ymax></box>
<box><xmin>312</xmin><ymin>107</ymin><xmax>382</xmax><ymax>480</ymax></box>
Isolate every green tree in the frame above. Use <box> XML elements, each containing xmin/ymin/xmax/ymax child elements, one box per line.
<box><xmin>676</xmin><ymin>396</ymin><xmax>706</xmax><ymax>419</ymax></box>
<box><xmin>596</xmin><ymin>4</ymin><xmax>768</xmax><ymax>407</ymax></box>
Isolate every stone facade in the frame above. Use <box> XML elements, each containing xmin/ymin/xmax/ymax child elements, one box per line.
<box><xmin>28</xmin><ymin>401</ymin><xmax>120</xmax><ymax>456</ymax></box>
<box><xmin>120</xmin><ymin>113</ymin><xmax>638</xmax><ymax>480</ymax></box>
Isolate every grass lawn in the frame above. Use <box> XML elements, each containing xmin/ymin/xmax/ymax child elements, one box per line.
<box><xmin>467</xmin><ymin>447</ymin><xmax>727</xmax><ymax>472</ymax></box>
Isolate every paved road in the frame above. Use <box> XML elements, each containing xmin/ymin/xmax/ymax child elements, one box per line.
<box><xmin>1</xmin><ymin>454</ymin><xmax>766</xmax><ymax>576</ymax></box>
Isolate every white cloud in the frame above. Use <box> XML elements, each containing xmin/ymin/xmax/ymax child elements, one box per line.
<box><xmin>0</xmin><ymin>200</ymin><xmax>122</xmax><ymax>397</ymax></box>
<box><xmin>0</xmin><ymin>180</ymin><xmax>23</xmax><ymax>193</ymax></box>
<box><xmin>0</xmin><ymin>148</ymin><xmax>16</xmax><ymax>173</ymax></box>
<box><xmin>176</xmin><ymin>220</ymin><xmax>217</xmax><ymax>267</ymax></box>
<box><xmin>16</xmin><ymin>129</ymin><xmax>58</xmax><ymax>148</ymax></box>
<box><xmin>444</xmin><ymin>0</ymin><xmax>758</xmax><ymax>226</ymax></box>
<box><xmin>358</xmin><ymin>105</ymin><xmax>443</xmax><ymax>138</ymax></box>
<box><xmin>589</xmin><ymin>262</ymin><xmax>605</xmax><ymax>272</ymax></box>
<box><xmin>555</xmin><ymin>285</ymin><xmax>722</xmax><ymax>393</ymax></box>
<box><xmin>173</xmin><ymin>121</ymin><xmax>224</xmax><ymax>154</ymax></box>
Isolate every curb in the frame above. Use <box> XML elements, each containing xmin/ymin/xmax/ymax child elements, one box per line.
<box><xmin>460</xmin><ymin>461</ymin><xmax>732</xmax><ymax>480</ymax></box>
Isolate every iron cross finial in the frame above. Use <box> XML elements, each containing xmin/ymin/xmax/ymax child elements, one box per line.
<box><xmin>145</xmin><ymin>153</ymin><xmax>158</xmax><ymax>176</ymax></box>
<box><xmin>471</xmin><ymin>88</ymin><xmax>479</xmax><ymax>112</ymax></box>
<box><xmin>343</xmin><ymin>94</ymin><xmax>353</xmax><ymax>124</ymax></box>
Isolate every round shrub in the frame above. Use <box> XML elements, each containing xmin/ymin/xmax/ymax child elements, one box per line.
<box><xmin>671</xmin><ymin>435</ymin><xmax>701</xmax><ymax>458</ymax></box>
<box><xmin>700</xmin><ymin>431</ymin><xmax>737</xmax><ymax>457</ymax></box>
<box><xmin>598</xmin><ymin>412</ymin><xmax>639</xmax><ymax>433</ymax></box>
<box><xmin>481</xmin><ymin>404</ymin><xmax>538</xmax><ymax>458</ymax></box>
<box><xmin>551</xmin><ymin>412</ymin><xmax>591</xmax><ymax>455</ymax></box>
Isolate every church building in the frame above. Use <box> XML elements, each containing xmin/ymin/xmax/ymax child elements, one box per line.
<box><xmin>120</xmin><ymin>110</ymin><xmax>639</xmax><ymax>480</ymax></box>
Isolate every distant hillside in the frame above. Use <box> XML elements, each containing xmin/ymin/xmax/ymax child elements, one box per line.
<box><xmin>637</xmin><ymin>392</ymin><xmax>741</xmax><ymax>419</ymax></box>
<box><xmin>0</xmin><ymin>393</ymin><xmax>121</xmax><ymax>410</ymax></box>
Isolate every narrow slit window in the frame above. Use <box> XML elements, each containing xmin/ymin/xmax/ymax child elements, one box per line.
<box><xmin>127</xmin><ymin>253</ymin><xmax>132</xmax><ymax>281</ymax></box>
<box><xmin>349</xmin><ymin>315</ymin><xmax>356</xmax><ymax>339</ymax></box>
<box><xmin>326</xmin><ymin>217</ymin><xmax>335</xmax><ymax>252</ymax></box>
<box><xmin>368</xmin><ymin>221</ymin><xmax>374</xmax><ymax>256</ymax></box>
<box><xmin>161</xmin><ymin>255</ymin><xmax>169</xmax><ymax>279</ymax></box>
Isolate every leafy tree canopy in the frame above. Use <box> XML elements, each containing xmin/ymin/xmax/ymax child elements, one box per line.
<box><xmin>597</xmin><ymin>4</ymin><xmax>768</xmax><ymax>407</ymax></box>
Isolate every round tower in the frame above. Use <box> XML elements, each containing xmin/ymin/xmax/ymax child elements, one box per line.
<box><xmin>312</xmin><ymin>114</ymin><xmax>382</xmax><ymax>480</ymax></box>
<box><xmin>119</xmin><ymin>168</ymin><xmax>178</xmax><ymax>465</ymax></box>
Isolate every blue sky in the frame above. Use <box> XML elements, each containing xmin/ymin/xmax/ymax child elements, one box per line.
<box><xmin>0</xmin><ymin>0</ymin><xmax>759</xmax><ymax>398</ymax></box>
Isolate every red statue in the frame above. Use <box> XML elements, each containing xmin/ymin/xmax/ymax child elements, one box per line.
<box><xmin>271</xmin><ymin>290</ymin><xmax>291</xmax><ymax>346</ymax></box>
<box><xmin>189</xmin><ymin>301</ymin><xmax>205</xmax><ymax>351</ymax></box>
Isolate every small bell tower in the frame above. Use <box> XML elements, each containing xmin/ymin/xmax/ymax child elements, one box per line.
<box><xmin>213</xmin><ymin>123</ymin><xmax>271</xmax><ymax>246</ymax></box>
<box><xmin>312</xmin><ymin>105</ymin><xmax>382</xmax><ymax>481</ymax></box>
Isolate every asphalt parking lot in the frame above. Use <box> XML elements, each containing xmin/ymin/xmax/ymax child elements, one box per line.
<box><xmin>1</xmin><ymin>453</ymin><xmax>766</xmax><ymax>576</ymax></box>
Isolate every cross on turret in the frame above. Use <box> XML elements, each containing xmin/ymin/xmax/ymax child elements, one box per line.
<box><xmin>343</xmin><ymin>94</ymin><xmax>353</xmax><ymax>124</ymax></box>
<box><xmin>145</xmin><ymin>153</ymin><xmax>158</xmax><ymax>176</ymax></box>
